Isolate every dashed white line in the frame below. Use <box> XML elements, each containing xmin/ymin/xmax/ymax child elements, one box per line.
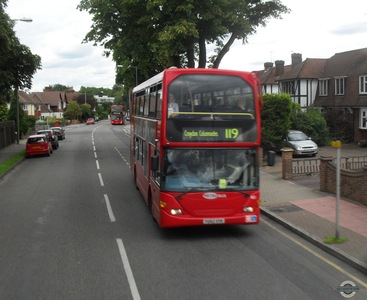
<box><xmin>94</xmin><ymin>152</ymin><xmax>98</xmax><ymax>159</ymax></box>
<box><xmin>104</xmin><ymin>194</ymin><xmax>116</xmax><ymax>222</ymax></box>
<box><xmin>116</xmin><ymin>238</ymin><xmax>141</xmax><ymax>300</ymax></box>
<box><xmin>115</xmin><ymin>147</ymin><xmax>130</xmax><ymax>166</ymax></box>
<box><xmin>98</xmin><ymin>173</ymin><xmax>104</xmax><ymax>186</ymax></box>
<box><xmin>96</xmin><ymin>160</ymin><xmax>100</xmax><ymax>170</ymax></box>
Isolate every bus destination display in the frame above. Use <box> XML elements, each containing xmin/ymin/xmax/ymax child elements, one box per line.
<box><xmin>183</xmin><ymin>127</ymin><xmax>241</xmax><ymax>141</ymax></box>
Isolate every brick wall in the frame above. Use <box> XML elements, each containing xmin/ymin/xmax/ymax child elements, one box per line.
<box><xmin>320</xmin><ymin>156</ymin><xmax>367</xmax><ymax>206</ymax></box>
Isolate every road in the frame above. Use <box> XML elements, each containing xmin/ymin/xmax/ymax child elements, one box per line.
<box><xmin>0</xmin><ymin>120</ymin><xmax>366</xmax><ymax>299</ymax></box>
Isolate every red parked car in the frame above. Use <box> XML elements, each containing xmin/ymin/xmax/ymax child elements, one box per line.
<box><xmin>86</xmin><ymin>118</ymin><xmax>95</xmax><ymax>125</ymax></box>
<box><xmin>25</xmin><ymin>134</ymin><xmax>53</xmax><ymax>158</ymax></box>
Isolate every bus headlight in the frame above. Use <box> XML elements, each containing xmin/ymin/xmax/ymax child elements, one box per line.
<box><xmin>170</xmin><ymin>209</ymin><xmax>182</xmax><ymax>215</ymax></box>
<box><xmin>243</xmin><ymin>207</ymin><xmax>254</xmax><ymax>213</ymax></box>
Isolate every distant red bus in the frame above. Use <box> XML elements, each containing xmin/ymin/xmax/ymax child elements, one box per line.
<box><xmin>110</xmin><ymin>105</ymin><xmax>125</xmax><ymax>125</ymax></box>
<box><xmin>130</xmin><ymin>68</ymin><xmax>262</xmax><ymax>228</ymax></box>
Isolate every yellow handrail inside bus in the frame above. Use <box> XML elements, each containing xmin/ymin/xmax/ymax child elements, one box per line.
<box><xmin>168</xmin><ymin>112</ymin><xmax>254</xmax><ymax>119</ymax></box>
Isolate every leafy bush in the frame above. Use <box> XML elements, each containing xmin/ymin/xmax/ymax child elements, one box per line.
<box><xmin>290</xmin><ymin>106</ymin><xmax>330</xmax><ymax>146</ymax></box>
<box><xmin>261</xmin><ymin>94</ymin><xmax>330</xmax><ymax>148</ymax></box>
<box><xmin>261</xmin><ymin>93</ymin><xmax>292</xmax><ymax>150</ymax></box>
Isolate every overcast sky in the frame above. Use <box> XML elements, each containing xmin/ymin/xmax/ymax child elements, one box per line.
<box><xmin>6</xmin><ymin>0</ymin><xmax>367</xmax><ymax>92</ymax></box>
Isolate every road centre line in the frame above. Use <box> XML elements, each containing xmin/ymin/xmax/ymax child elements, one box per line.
<box><xmin>104</xmin><ymin>194</ymin><xmax>116</xmax><ymax>222</ymax></box>
<box><xmin>98</xmin><ymin>173</ymin><xmax>104</xmax><ymax>187</ymax></box>
<box><xmin>116</xmin><ymin>238</ymin><xmax>141</xmax><ymax>300</ymax></box>
<box><xmin>96</xmin><ymin>160</ymin><xmax>100</xmax><ymax>170</ymax></box>
<box><xmin>115</xmin><ymin>147</ymin><xmax>130</xmax><ymax>167</ymax></box>
<box><xmin>262</xmin><ymin>219</ymin><xmax>367</xmax><ymax>289</ymax></box>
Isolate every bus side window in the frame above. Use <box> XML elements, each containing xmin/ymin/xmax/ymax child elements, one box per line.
<box><xmin>149</xmin><ymin>92</ymin><xmax>157</xmax><ymax>118</ymax></box>
<box><xmin>156</xmin><ymin>91</ymin><xmax>162</xmax><ymax>119</ymax></box>
<box><xmin>143</xmin><ymin>95</ymin><xmax>149</xmax><ymax>117</ymax></box>
<box><xmin>134</xmin><ymin>137</ymin><xmax>139</xmax><ymax>160</ymax></box>
<box><xmin>138</xmin><ymin>96</ymin><xmax>144</xmax><ymax>116</ymax></box>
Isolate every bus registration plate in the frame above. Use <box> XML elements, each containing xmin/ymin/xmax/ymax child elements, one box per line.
<box><xmin>203</xmin><ymin>218</ymin><xmax>225</xmax><ymax>225</ymax></box>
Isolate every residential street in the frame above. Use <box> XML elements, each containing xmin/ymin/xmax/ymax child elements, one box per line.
<box><xmin>0</xmin><ymin>121</ymin><xmax>366</xmax><ymax>299</ymax></box>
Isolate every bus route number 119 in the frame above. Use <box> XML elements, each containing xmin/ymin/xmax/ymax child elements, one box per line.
<box><xmin>225</xmin><ymin>128</ymin><xmax>239</xmax><ymax>139</ymax></box>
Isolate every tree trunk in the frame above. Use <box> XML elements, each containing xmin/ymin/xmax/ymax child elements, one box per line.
<box><xmin>212</xmin><ymin>33</ymin><xmax>236</xmax><ymax>69</ymax></box>
<box><xmin>187</xmin><ymin>39</ymin><xmax>195</xmax><ymax>68</ymax></box>
<box><xmin>198</xmin><ymin>33</ymin><xmax>207</xmax><ymax>68</ymax></box>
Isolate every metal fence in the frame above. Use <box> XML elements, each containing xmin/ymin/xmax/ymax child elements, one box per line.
<box><xmin>292</xmin><ymin>158</ymin><xmax>320</xmax><ymax>176</ymax></box>
<box><xmin>292</xmin><ymin>156</ymin><xmax>367</xmax><ymax>176</ymax></box>
<box><xmin>0</xmin><ymin>121</ymin><xmax>15</xmax><ymax>150</ymax></box>
<box><xmin>337</xmin><ymin>156</ymin><xmax>367</xmax><ymax>170</ymax></box>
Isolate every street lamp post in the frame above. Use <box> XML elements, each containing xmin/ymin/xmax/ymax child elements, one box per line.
<box><xmin>12</xmin><ymin>17</ymin><xmax>33</xmax><ymax>22</ymax></box>
<box><xmin>117</xmin><ymin>65</ymin><xmax>138</xmax><ymax>86</ymax></box>
<box><xmin>132</xmin><ymin>66</ymin><xmax>138</xmax><ymax>86</ymax></box>
<box><xmin>15</xmin><ymin>87</ymin><xmax>19</xmax><ymax>144</ymax></box>
<box><xmin>12</xmin><ymin>17</ymin><xmax>33</xmax><ymax>144</ymax></box>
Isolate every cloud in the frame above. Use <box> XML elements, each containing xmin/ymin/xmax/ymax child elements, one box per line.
<box><xmin>6</xmin><ymin>0</ymin><xmax>367</xmax><ymax>91</ymax></box>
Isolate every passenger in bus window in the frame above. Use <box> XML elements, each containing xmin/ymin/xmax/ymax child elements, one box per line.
<box><xmin>236</xmin><ymin>96</ymin><xmax>246</xmax><ymax>111</ymax></box>
<box><xmin>168</xmin><ymin>93</ymin><xmax>179</xmax><ymax>116</ymax></box>
<box><xmin>227</xmin><ymin>153</ymin><xmax>250</xmax><ymax>185</ymax></box>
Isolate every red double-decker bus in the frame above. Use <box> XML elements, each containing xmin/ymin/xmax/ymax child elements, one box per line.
<box><xmin>130</xmin><ymin>68</ymin><xmax>262</xmax><ymax>228</ymax></box>
<box><xmin>110</xmin><ymin>105</ymin><xmax>125</xmax><ymax>125</ymax></box>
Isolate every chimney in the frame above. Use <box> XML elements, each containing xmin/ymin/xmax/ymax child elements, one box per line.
<box><xmin>264</xmin><ymin>62</ymin><xmax>273</xmax><ymax>70</ymax></box>
<box><xmin>291</xmin><ymin>53</ymin><xmax>302</xmax><ymax>66</ymax></box>
<box><xmin>275</xmin><ymin>60</ymin><xmax>285</xmax><ymax>76</ymax></box>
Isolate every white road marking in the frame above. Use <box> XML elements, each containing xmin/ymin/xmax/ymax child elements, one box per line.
<box><xmin>98</xmin><ymin>173</ymin><xmax>104</xmax><ymax>186</ymax></box>
<box><xmin>96</xmin><ymin>160</ymin><xmax>100</xmax><ymax>170</ymax></box>
<box><xmin>116</xmin><ymin>238</ymin><xmax>141</xmax><ymax>300</ymax></box>
<box><xmin>104</xmin><ymin>194</ymin><xmax>116</xmax><ymax>222</ymax></box>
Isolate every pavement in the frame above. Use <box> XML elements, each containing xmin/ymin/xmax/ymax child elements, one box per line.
<box><xmin>261</xmin><ymin>145</ymin><xmax>367</xmax><ymax>275</ymax></box>
<box><xmin>1</xmin><ymin>138</ymin><xmax>367</xmax><ymax>275</ymax></box>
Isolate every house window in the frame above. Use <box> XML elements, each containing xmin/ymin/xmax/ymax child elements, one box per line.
<box><xmin>334</xmin><ymin>77</ymin><xmax>346</xmax><ymax>95</ymax></box>
<box><xmin>359</xmin><ymin>75</ymin><xmax>367</xmax><ymax>94</ymax></box>
<box><xmin>360</xmin><ymin>108</ymin><xmax>367</xmax><ymax>129</ymax></box>
<box><xmin>319</xmin><ymin>79</ymin><xmax>328</xmax><ymax>96</ymax></box>
<box><xmin>282</xmin><ymin>81</ymin><xmax>295</xmax><ymax>95</ymax></box>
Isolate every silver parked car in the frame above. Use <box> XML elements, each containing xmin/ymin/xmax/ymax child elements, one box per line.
<box><xmin>284</xmin><ymin>130</ymin><xmax>318</xmax><ymax>156</ymax></box>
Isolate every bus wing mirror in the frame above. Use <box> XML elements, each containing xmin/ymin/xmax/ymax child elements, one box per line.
<box><xmin>151</xmin><ymin>154</ymin><xmax>159</xmax><ymax>172</ymax></box>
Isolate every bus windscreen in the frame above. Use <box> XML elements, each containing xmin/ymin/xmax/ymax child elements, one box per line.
<box><xmin>161</xmin><ymin>148</ymin><xmax>258</xmax><ymax>192</ymax></box>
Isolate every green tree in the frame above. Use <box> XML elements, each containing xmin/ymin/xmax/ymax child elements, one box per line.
<box><xmin>0</xmin><ymin>102</ymin><xmax>8</xmax><ymax>121</ymax></box>
<box><xmin>78</xmin><ymin>0</ymin><xmax>289</xmax><ymax>89</ymax></box>
<box><xmin>290</xmin><ymin>105</ymin><xmax>329</xmax><ymax>146</ymax></box>
<box><xmin>96</xmin><ymin>102</ymin><xmax>111</xmax><ymax>120</ymax></box>
<box><xmin>0</xmin><ymin>0</ymin><xmax>41</xmax><ymax>103</ymax></box>
<box><xmin>49</xmin><ymin>84</ymin><xmax>73</xmax><ymax>91</ymax></box>
<box><xmin>7</xmin><ymin>96</ymin><xmax>28</xmax><ymax>138</ymax></box>
<box><xmin>261</xmin><ymin>93</ymin><xmax>292</xmax><ymax>150</ymax></box>
<box><xmin>63</xmin><ymin>101</ymin><xmax>82</xmax><ymax>121</ymax></box>
<box><xmin>80</xmin><ymin>103</ymin><xmax>92</xmax><ymax>121</ymax></box>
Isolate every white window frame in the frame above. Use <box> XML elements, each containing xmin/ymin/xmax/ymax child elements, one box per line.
<box><xmin>360</xmin><ymin>108</ymin><xmax>367</xmax><ymax>129</ymax></box>
<box><xmin>334</xmin><ymin>76</ymin><xmax>346</xmax><ymax>95</ymax></box>
<box><xmin>359</xmin><ymin>75</ymin><xmax>367</xmax><ymax>94</ymax></box>
<box><xmin>319</xmin><ymin>78</ymin><xmax>329</xmax><ymax>96</ymax></box>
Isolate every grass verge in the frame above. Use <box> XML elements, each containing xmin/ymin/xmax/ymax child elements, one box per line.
<box><xmin>323</xmin><ymin>236</ymin><xmax>347</xmax><ymax>244</ymax></box>
<box><xmin>0</xmin><ymin>150</ymin><xmax>26</xmax><ymax>176</ymax></box>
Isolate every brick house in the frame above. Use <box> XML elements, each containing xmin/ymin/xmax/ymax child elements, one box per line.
<box><xmin>18</xmin><ymin>91</ymin><xmax>39</xmax><ymax>117</ymax></box>
<box><xmin>313</xmin><ymin>48</ymin><xmax>367</xmax><ymax>143</ymax></box>
<box><xmin>256</xmin><ymin>49</ymin><xmax>367</xmax><ymax>143</ymax></box>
